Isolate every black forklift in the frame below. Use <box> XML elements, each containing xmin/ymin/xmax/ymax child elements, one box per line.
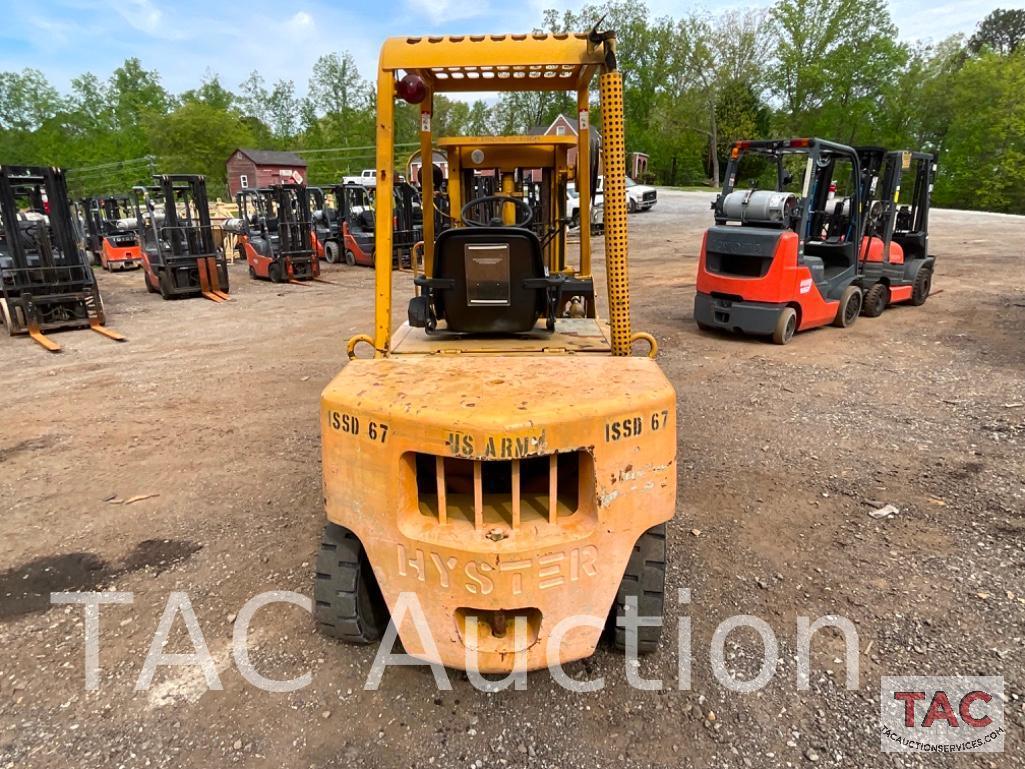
<box><xmin>0</xmin><ymin>165</ymin><xmax>125</xmax><ymax>352</ymax></box>
<box><xmin>133</xmin><ymin>174</ymin><xmax>230</xmax><ymax>302</ymax></box>
<box><xmin>231</xmin><ymin>183</ymin><xmax>321</xmax><ymax>283</ymax></box>
<box><xmin>854</xmin><ymin>148</ymin><xmax>937</xmax><ymax>316</ymax></box>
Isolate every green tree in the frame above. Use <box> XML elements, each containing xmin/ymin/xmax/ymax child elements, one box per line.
<box><xmin>147</xmin><ymin>101</ymin><xmax>255</xmax><ymax>191</ymax></box>
<box><xmin>767</xmin><ymin>0</ymin><xmax>907</xmax><ymax>142</ymax></box>
<box><xmin>935</xmin><ymin>50</ymin><xmax>1025</xmax><ymax>212</ymax></box>
<box><xmin>969</xmin><ymin>8</ymin><xmax>1025</xmax><ymax>55</ymax></box>
<box><xmin>0</xmin><ymin>69</ymin><xmax>64</xmax><ymax>130</ymax></box>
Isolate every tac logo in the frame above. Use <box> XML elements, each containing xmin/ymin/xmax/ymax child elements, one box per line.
<box><xmin>880</xmin><ymin>676</ymin><xmax>1005</xmax><ymax>753</ymax></box>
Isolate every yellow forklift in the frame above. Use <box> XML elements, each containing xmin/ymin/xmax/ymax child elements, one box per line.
<box><xmin>315</xmin><ymin>30</ymin><xmax>678</xmax><ymax>672</ymax></box>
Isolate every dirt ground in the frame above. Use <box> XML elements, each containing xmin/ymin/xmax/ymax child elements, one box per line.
<box><xmin>1</xmin><ymin>191</ymin><xmax>1023</xmax><ymax>768</ymax></box>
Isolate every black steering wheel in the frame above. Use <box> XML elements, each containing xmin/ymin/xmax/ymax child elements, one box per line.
<box><xmin>460</xmin><ymin>194</ymin><xmax>534</xmax><ymax>228</ymax></box>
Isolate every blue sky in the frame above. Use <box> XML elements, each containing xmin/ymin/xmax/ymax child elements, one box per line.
<box><xmin>1</xmin><ymin>0</ymin><xmax>1022</xmax><ymax>97</ymax></box>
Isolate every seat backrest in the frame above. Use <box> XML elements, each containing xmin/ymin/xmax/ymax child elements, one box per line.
<box><xmin>432</xmin><ymin>227</ymin><xmax>546</xmax><ymax>334</ymax></box>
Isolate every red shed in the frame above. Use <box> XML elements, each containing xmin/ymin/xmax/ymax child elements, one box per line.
<box><xmin>226</xmin><ymin>149</ymin><xmax>308</xmax><ymax>197</ymax></box>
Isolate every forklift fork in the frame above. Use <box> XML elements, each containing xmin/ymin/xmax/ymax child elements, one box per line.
<box><xmin>26</xmin><ymin>314</ymin><xmax>61</xmax><ymax>352</ymax></box>
<box><xmin>197</xmin><ymin>257</ymin><xmax>230</xmax><ymax>302</ymax></box>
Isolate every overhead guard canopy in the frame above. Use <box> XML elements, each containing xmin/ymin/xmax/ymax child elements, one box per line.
<box><xmin>378</xmin><ymin>33</ymin><xmax>608</xmax><ymax>93</ymax></box>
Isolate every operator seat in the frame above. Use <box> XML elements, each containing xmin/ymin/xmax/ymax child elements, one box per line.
<box><xmin>408</xmin><ymin>227</ymin><xmax>563</xmax><ymax>334</ymax></box>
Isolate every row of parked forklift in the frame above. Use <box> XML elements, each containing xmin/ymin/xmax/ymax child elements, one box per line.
<box><xmin>694</xmin><ymin>138</ymin><xmax>936</xmax><ymax>344</ymax></box>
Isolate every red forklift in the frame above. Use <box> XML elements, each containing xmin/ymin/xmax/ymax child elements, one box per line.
<box><xmin>133</xmin><ymin>174</ymin><xmax>230</xmax><ymax>302</ymax></box>
<box><xmin>307</xmin><ymin>186</ymin><xmax>334</xmax><ymax>261</ymax></box>
<box><xmin>694</xmin><ymin>138</ymin><xmax>866</xmax><ymax>345</ymax></box>
<box><xmin>233</xmin><ymin>184</ymin><xmax>321</xmax><ymax>283</ymax></box>
<box><xmin>854</xmin><ymin>149</ymin><xmax>936</xmax><ymax>316</ymax></box>
<box><xmin>81</xmin><ymin>195</ymin><xmax>143</xmax><ymax>271</ymax></box>
<box><xmin>0</xmin><ymin>165</ymin><xmax>125</xmax><ymax>351</ymax></box>
<box><xmin>318</xmin><ymin>182</ymin><xmax>375</xmax><ymax>266</ymax></box>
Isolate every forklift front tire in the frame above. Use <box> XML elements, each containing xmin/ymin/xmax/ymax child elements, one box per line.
<box><xmin>772</xmin><ymin>307</ymin><xmax>797</xmax><ymax>345</ymax></box>
<box><xmin>862</xmin><ymin>283</ymin><xmax>889</xmax><ymax>317</ymax></box>
<box><xmin>611</xmin><ymin>523</ymin><xmax>666</xmax><ymax>655</ymax></box>
<box><xmin>325</xmin><ymin>241</ymin><xmax>341</xmax><ymax>264</ymax></box>
<box><xmin>833</xmin><ymin>286</ymin><xmax>862</xmax><ymax>328</ymax></box>
<box><xmin>314</xmin><ymin>523</ymin><xmax>389</xmax><ymax>644</ymax></box>
<box><xmin>911</xmin><ymin>268</ymin><xmax>932</xmax><ymax>306</ymax></box>
<box><xmin>269</xmin><ymin>262</ymin><xmax>284</xmax><ymax>283</ymax></box>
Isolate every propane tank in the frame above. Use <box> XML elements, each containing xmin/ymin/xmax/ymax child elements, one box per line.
<box><xmin>222</xmin><ymin>218</ymin><xmax>245</xmax><ymax>234</ymax></box>
<box><xmin>721</xmin><ymin>190</ymin><xmax>798</xmax><ymax>225</ymax></box>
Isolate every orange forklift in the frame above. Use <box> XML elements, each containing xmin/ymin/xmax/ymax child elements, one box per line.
<box><xmin>694</xmin><ymin>138</ymin><xmax>867</xmax><ymax>344</ymax></box>
<box><xmin>318</xmin><ymin>182</ymin><xmax>376</xmax><ymax>266</ymax></box>
<box><xmin>233</xmin><ymin>183</ymin><xmax>321</xmax><ymax>282</ymax></box>
<box><xmin>854</xmin><ymin>148</ymin><xmax>936</xmax><ymax>316</ymax></box>
<box><xmin>81</xmin><ymin>195</ymin><xmax>143</xmax><ymax>271</ymax></box>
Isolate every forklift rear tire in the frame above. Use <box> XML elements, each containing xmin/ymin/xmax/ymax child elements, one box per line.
<box><xmin>345</xmin><ymin>249</ymin><xmax>356</xmax><ymax>267</ymax></box>
<box><xmin>910</xmin><ymin>268</ymin><xmax>932</xmax><ymax>306</ymax></box>
<box><xmin>611</xmin><ymin>523</ymin><xmax>666</xmax><ymax>655</ymax></box>
<box><xmin>144</xmin><ymin>269</ymin><xmax>157</xmax><ymax>294</ymax></box>
<box><xmin>325</xmin><ymin>241</ymin><xmax>341</xmax><ymax>264</ymax></box>
<box><xmin>249</xmin><ymin>266</ymin><xmax>257</xmax><ymax>281</ymax></box>
<box><xmin>772</xmin><ymin>307</ymin><xmax>797</xmax><ymax>345</ymax></box>
<box><xmin>314</xmin><ymin>523</ymin><xmax>389</xmax><ymax>644</ymax></box>
<box><xmin>833</xmin><ymin>286</ymin><xmax>862</xmax><ymax>328</ymax></box>
<box><xmin>862</xmin><ymin>283</ymin><xmax>889</xmax><ymax>317</ymax></box>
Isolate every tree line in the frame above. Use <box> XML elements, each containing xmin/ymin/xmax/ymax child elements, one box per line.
<box><xmin>0</xmin><ymin>1</ymin><xmax>1022</xmax><ymax>212</ymax></box>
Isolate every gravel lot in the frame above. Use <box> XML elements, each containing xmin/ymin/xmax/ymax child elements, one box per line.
<box><xmin>1</xmin><ymin>190</ymin><xmax>1023</xmax><ymax>768</ymax></box>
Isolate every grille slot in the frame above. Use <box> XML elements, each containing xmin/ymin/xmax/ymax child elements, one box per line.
<box><xmin>414</xmin><ymin>452</ymin><xmax>584</xmax><ymax>531</ymax></box>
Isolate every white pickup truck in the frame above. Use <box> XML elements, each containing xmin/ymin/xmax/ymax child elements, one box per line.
<box><xmin>566</xmin><ymin>176</ymin><xmax>656</xmax><ymax>224</ymax></box>
<box><xmin>343</xmin><ymin>169</ymin><xmax>377</xmax><ymax>188</ymax></box>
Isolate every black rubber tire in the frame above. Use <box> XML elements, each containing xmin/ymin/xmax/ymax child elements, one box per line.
<box><xmin>862</xmin><ymin>283</ymin><xmax>889</xmax><ymax>317</ymax></box>
<box><xmin>249</xmin><ymin>265</ymin><xmax>257</xmax><ymax>280</ymax></box>
<box><xmin>344</xmin><ymin>249</ymin><xmax>356</xmax><ymax>267</ymax></box>
<box><xmin>628</xmin><ymin>198</ymin><xmax>638</xmax><ymax>213</ymax></box>
<box><xmin>269</xmin><ymin>261</ymin><xmax>284</xmax><ymax>283</ymax></box>
<box><xmin>910</xmin><ymin>268</ymin><xmax>932</xmax><ymax>306</ymax></box>
<box><xmin>144</xmin><ymin>269</ymin><xmax>157</xmax><ymax>294</ymax></box>
<box><xmin>611</xmin><ymin>523</ymin><xmax>666</xmax><ymax>655</ymax></box>
<box><xmin>325</xmin><ymin>241</ymin><xmax>341</xmax><ymax>264</ymax></box>
<box><xmin>314</xmin><ymin>523</ymin><xmax>389</xmax><ymax>644</ymax></box>
<box><xmin>158</xmin><ymin>269</ymin><xmax>173</xmax><ymax>300</ymax></box>
<box><xmin>772</xmin><ymin>307</ymin><xmax>798</xmax><ymax>345</ymax></box>
<box><xmin>833</xmin><ymin>286</ymin><xmax>862</xmax><ymax>328</ymax></box>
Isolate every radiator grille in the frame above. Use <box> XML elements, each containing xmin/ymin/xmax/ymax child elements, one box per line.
<box><xmin>413</xmin><ymin>452</ymin><xmax>585</xmax><ymax>531</ymax></box>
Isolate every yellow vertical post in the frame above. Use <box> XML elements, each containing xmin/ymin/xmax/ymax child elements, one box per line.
<box><xmin>374</xmin><ymin>69</ymin><xmax>395</xmax><ymax>356</ymax></box>
<box><xmin>600</xmin><ymin>71</ymin><xmax>631</xmax><ymax>356</ymax></box>
<box><xmin>576</xmin><ymin>87</ymin><xmax>591</xmax><ymax>277</ymax></box>
<box><xmin>501</xmin><ymin>173</ymin><xmax>516</xmax><ymax>225</ymax></box>
<box><xmin>448</xmin><ymin>148</ymin><xmax>462</xmax><ymax>226</ymax></box>
<box><xmin>419</xmin><ymin>90</ymin><xmax>435</xmax><ymax>275</ymax></box>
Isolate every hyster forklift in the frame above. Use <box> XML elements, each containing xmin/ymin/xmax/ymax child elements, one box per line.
<box><xmin>315</xmin><ymin>30</ymin><xmax>677</xmax><ymax>673</ymax></box>
<box><xmin>694</xmin><ymin>138</ymin><xmax>867</xmax><ymax>345</ymax></box>
<box><xmin>854</xmin><ymin>148</ymin><xmax>936</xmax><ymax>317</ymax></box>
<box><xmin>81</xmin><ymin>195</ymin><xmax>143</xmax><ymax>271</ymax></box>
<box><xmin>133</xmin><ymin>174</ymin><xmax>230</xmax><ymax>301</ymax></box>
<box><xmin>0</xmin><ymin>165</ymin><xmax>125</xmax><ymax>351</ymax></box>
<box><xmin>233</xmin><ymin>184</ymin><xmax>321</xmax><ymax>282</ymax></box>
